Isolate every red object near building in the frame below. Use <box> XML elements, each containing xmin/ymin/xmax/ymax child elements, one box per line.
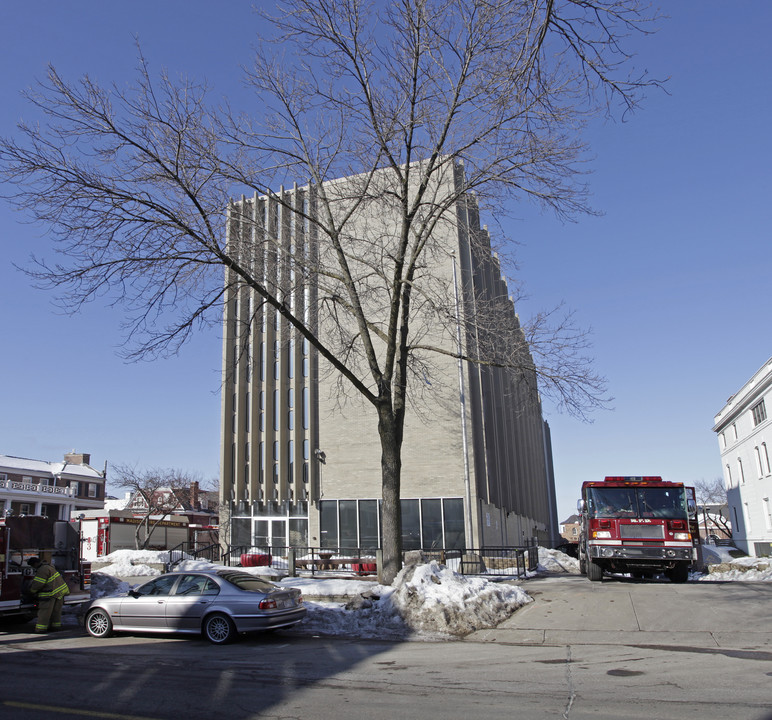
<box><xmin>240</xmin><ymin>553</ymin><xmax>272</xmax><ymax>567</ymax></box>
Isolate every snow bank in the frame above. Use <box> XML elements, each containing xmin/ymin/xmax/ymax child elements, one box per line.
<box><xmin>388</xmin><ymin>560</ymin><xmax>531</xmax><ymax>636</ymax></box>
<box><xmin>94</xmin><ymin>549</ymin><xmax>168</xmax><ymax>578</ymax></box>
<box><xmin>293</xmin><ymin>560</ymin><xmax>531</xmax><ymax>639</ymax></box>
<box><xmin>537</xmin><ymin>547</ymin><xmax>581</xmax><ymax>574</ymax></box>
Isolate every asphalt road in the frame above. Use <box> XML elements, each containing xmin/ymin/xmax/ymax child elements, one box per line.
<box><xmin>1</xmin><ymin>574</ymin><xmax>770</xmax><ymax>720</ymax></box>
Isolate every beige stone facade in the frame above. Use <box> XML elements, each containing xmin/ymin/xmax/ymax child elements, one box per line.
<box><xmin>220</xmin><ymin>164</ymin><xmax>558</xmax><ymax>554</ymax></box>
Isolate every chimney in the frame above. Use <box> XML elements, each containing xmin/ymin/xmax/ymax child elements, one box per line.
<box><xmin>64</xmin><ymin>452</ymin><xmax>91</xmax><ymax>465</ymax></box>
<box><xmin>191</xmin><ymin>481</ymin><xmax>200</xmax><ymax>510</ymax></box>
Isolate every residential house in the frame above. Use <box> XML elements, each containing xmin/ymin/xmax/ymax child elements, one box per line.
<box><xmin>0</xmin><ymin>452</ymin><xmax>105</xmax><ymax>520</ymax></box>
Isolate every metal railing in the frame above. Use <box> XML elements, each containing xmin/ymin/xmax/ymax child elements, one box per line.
<box><xmin>166</xmin><ymin>541</ymin><xmax>222</xmax><ymax>571</ymax></box>
<box><xmin>168</xmin><ymin>540</ymin><xmax>538</xmax><ymax>578</ymax></box>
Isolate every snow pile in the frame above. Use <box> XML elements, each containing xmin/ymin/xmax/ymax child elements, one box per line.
<box><xmin>94</xmin><ymin>549</ymin><xmax>169</xmax><ymax>578</ymax></box>
<box><xmin>387</xmin><ymin>560</ymin><xmax>531</xmax><ymax>636</ymax></box>
<box><xmin>695</xmin><ymin>545</ymin><xmax>772</xmax><ymax>581</ymax></box>
<box><xmin>291</xmin><ymin>560</ymin><xmax>531</xmax><ymax>639</ymax></box>
<box><xmin>537</xmin><ymin>547</ymin><xmax>581</xmax><ymax>574</ymax></box>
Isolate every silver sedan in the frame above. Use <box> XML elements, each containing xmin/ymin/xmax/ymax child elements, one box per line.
<box><xmin>83</xmin><ymin>569</ymin><xmax>306</xmax><ymax>644</ymax></box>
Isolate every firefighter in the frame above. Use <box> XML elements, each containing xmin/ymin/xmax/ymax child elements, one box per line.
<box><xmin>27</xmin><ymin>556</ymin><xmax>70</xmax><ymax>634</ymax></box>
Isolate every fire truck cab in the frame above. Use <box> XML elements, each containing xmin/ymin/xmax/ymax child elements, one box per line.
<box><xmin>577</xmin><ymin>476</ymin><xmax>698</xmax><ymax>583</ymax></box>
<box><xmin>0</xmin><ymin>515</ymin><xmax>91</xmax><ymax>618</ymax></box>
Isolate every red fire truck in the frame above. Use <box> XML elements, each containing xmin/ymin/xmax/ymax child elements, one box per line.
<box><xmin>577</xmin><ymin>476</ymin><xmax>699</xmax><ymax>583</ymax></box>
<box><xmin>0</xmin><ymin>515</ymin><xmax>92</xmax><ymax>618</ymax></box>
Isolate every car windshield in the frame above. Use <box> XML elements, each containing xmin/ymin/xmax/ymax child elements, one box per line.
<box><xmin>217</xmin><ymin>570</ymin><xmax>278</xmax><ymax>592</ymax></box>
<box><xmin>587</xmin><ymin>486</ymin><xmax>687</xmax><ymax>519</ymax></box>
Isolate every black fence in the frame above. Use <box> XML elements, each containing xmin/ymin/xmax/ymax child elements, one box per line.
<box><xmin>166</xmin><ymin>541</ymin><xmax>223</xmax><ymax>571</ymax></box>
<box><xmin>167</xmin><ymin>541</ymin><xmax>538</xmax><ymax>578</ymax></box>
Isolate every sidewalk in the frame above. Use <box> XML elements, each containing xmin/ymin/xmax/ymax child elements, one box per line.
<box><xmin>465</xmin><ymin>574</ymin><xmax>772</xmax><ymax>650</ymax></box>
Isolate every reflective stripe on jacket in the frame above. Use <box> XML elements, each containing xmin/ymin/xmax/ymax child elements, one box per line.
<box><xmin>29</xmin><ymin>563</ymin><xmax>70</xmax><ymax>599</ymax></box>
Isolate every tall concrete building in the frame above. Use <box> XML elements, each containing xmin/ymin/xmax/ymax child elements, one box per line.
<box><xmin>220</xmin><ymin>164</ymin><xmax>558</xmax><ymax>555</ymax></box>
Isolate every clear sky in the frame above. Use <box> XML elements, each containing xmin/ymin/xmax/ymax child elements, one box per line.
<box><xmin>1</xmin><ymin>2</ymin><xmax>770</xmax><ymax>522</ymax></box>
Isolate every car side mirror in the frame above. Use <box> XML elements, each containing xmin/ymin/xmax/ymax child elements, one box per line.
<box><xmin>128</xmin><ymin>589</ymin><xmax>140</xmax><ymax>598</ymax></box>
<box><xmin>577</xmin><ymin>499</ymin><xmax>585</xmax><ymax>513</ymax></box>
<box><xmin>687</xmin><ymin>498</ymin><xmax>696</xmax><ymax>515</ymax></box>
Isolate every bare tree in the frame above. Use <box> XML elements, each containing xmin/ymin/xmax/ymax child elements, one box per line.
<box><xmin>694</xmin><ymin>478</ymin><xmax>732</xmax><ymax>538</ymax></box>
<box><xmin>0</xmin><ymin>1</ymin><xmax>660</xmax><ymax>582</ymax></box>
<box><xmin>113</xmin><ymin>465</ymin><xmax>193</xmax><ymax>550</ymax></box>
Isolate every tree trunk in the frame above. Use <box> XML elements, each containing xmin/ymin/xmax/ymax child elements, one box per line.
<box><xmin>378</xmin><ymin>404</ymin><xmax>403</xmax><ymax>585</ymax></box>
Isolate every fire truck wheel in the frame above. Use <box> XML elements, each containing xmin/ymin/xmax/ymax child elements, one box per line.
<box><xmin>85</xmin><ymin>609</ymin><xmax>113</xmax><ymax>638</ymax></box>
<box><xmin>586</xmin><ymin>559</ymin><xmax>603</xmax><ymax>582</ymax></box>
<box><xmin>203</xmin><ymin>612</ymin><xmax>236</xmax><ymax>644</ymax></box>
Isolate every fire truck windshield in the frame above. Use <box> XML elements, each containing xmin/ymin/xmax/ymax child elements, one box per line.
<box><xmin>587</xmin><ymin>486</ymin><xmax>687</xmax><ymax>519</ymax></box>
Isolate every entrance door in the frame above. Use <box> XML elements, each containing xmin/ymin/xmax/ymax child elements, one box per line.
<box><xmin>253</xmin><ymin>519</ymin><xmax>287</xmax><ymax>549</ymax></box>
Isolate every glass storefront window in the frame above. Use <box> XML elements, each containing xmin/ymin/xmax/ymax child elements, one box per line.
<box><xmin>339</xmin><ymin>500</ymin><xmax>358</xmax><ymax>549</ymax></box>
<box><xmin>289</xmin><ymin>519</ymin><xmax>308</xmax><ymax>547</ymax></box>
<box><xmin>319</xmin><ymin>500</ymin><xmax>338</xmax><ymax>549</ymax></box>
<box><xmin>358</xmin><ymin>500</ymin><xmax>379</xmax><ymax>552</ymax></box>
<box><xmin>421</xmin><ymin>499</ymin><xmax>443</xmax><ymax>550</ymax></box>
<box><xmin>443</xmin><ymin>498</ymin><xmax>465</xmax><ymax>550</ymax></box>
<box><xmin>401</xmin><ymin>499</ymin><xmax>421</xmax><ymax>550</ymax></box>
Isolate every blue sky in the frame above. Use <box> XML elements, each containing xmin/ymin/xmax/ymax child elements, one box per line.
<box><xmin>1</xmin><ymin>2</ymin><xmax>770</xmax><ymax>522</ymax></box>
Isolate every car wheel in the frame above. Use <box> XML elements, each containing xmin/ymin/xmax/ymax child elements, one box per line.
<box><xmin>85</xmin><ymin>608</ymin><xmax>113</xmax><ymax>638</ymax></box>
<box><xmin>203</xmin><ymin>612</ymin><xmax>236</xmax><ymax>644</ymax></box>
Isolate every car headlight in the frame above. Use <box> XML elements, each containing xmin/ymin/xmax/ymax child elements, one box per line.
<box><xmin>593</xmin><ymin>530</ymin><xmax>612</xmax><ymax>539</ymax></box>
<box><xmin>673</xmin><ymin>532</ymin><xmax>691</xmax><ymax>541</ymax></box>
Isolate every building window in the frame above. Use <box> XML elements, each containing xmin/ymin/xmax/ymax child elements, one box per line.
<box><xmin>725</xmin><ymin>465</ymin><xmax>733</xmax><ymax>488</ymax></box>
<box><xmin>358</xmin><ymin>500</ymin><xmax>379</xmax><ymax>551</ymax></box>
<box><xmin>421</xmin><ymin>498</ymin><xmax>443</xmax><ymax>550</ymax></box>
<box><xmin>720</xmin><ymin>432</ymin><xmax>726</xmax><ymax>449</ymax></box>
<box><xmin>763</xmin><ymin>443</ymin><xmax>771</xmax><ymax>475</ymax></box>
<box><xmin>763</xmin><ymin>497</ymin><xmax>772</xmax><ymax>531</ymax></box>
<box><xmin>751</xmin><ymin>399</ymin><xmax>767</xmax><ymax>427</ymax></box>
<box><xmin>732</xmin><ymin>423</ymin><xmax>738</xmax><ymax>441</ymax></box>
<box><xmin>738</xmin><ymin>458</ymin><xmax>745</xmax><ymax>485</ymax></box>
<box><xmin>319</xmin><ymin>501</ymin><xmax>338</xmax><ymax>549</ymax></box>
<box><xmin>756</xmin><ymin>446</ymin><xmax>764</xmax><ymax>478</ymax></box>
<box><xmin>88</xmin><ymin>483</ymin><xmax>98</xmax><ymax>498</ymax></box>
<box><xmin>744</xmin><ymin>502</ymin><xmax>752</xmax><ymax>532</ymax></box>
<box><xmin>442</xmin><ymin>498</ymin><xmax>465</xmax><ymax>550</ymax></box>
<box><xmin>20</xmin><ymin>503</ymin><xmax>31</xmax><ymax>515</ymax></box>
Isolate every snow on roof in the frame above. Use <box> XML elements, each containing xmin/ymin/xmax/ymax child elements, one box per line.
<box><xmin>0</xmin><ymin>453</ymin><xmax>103</xmax><ymax>479</ymax></box>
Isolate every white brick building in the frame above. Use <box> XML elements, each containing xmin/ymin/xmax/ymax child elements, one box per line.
<box><xmin>713</xmin><ymin>357</ymin><xmax>772</xmax><ymax>557</ymax></box>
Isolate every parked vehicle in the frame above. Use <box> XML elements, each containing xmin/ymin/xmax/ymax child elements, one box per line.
<box><xmin>577</xmin><ymin>476</ymin><xmax>699</xmax><ymax>583</ymax></box>
<box><xmin>0</xmin><ymin>516</ymin><xmax>91</xmax><ymax>619</ymax></box>
<box><xmin>82</xmin><ymin>569</ymin><xmax>305</xmax><ymax>644</ymax></box>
